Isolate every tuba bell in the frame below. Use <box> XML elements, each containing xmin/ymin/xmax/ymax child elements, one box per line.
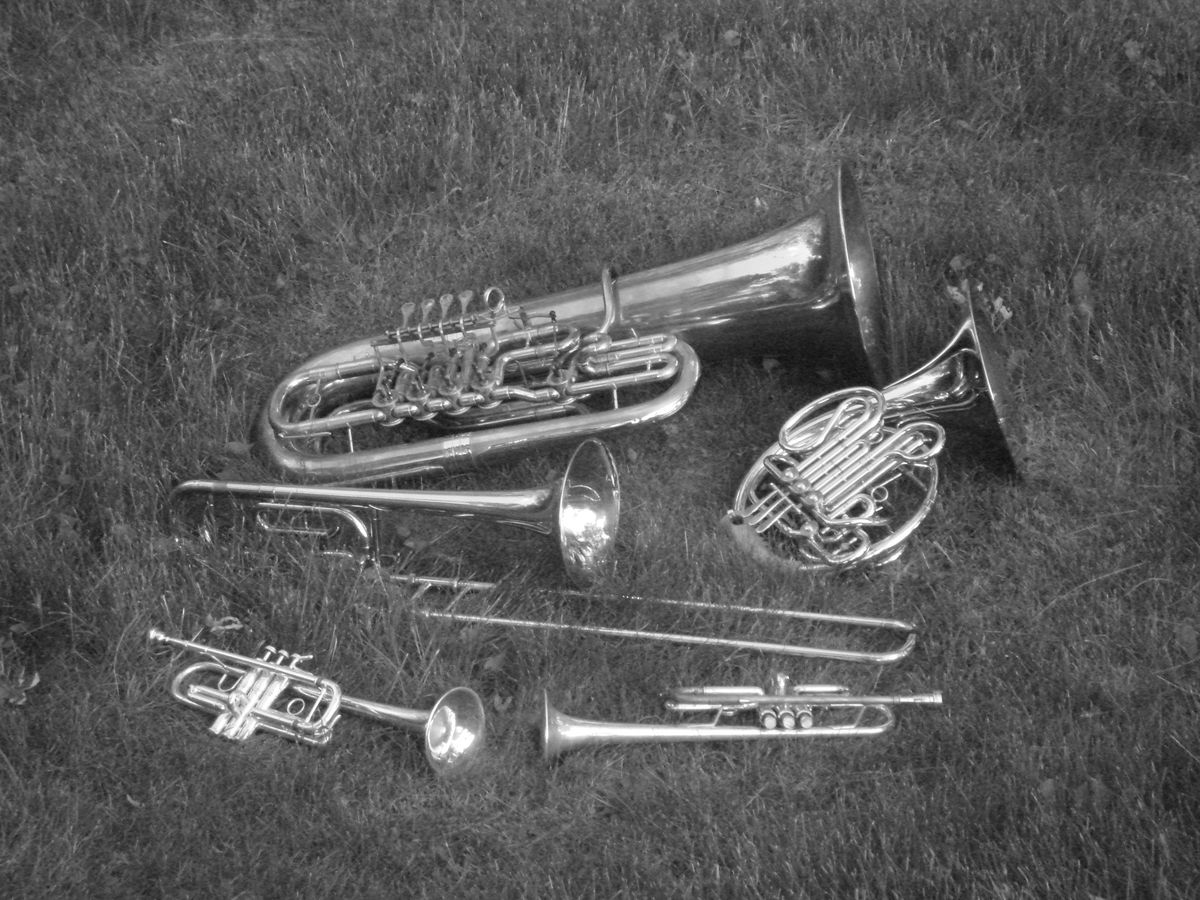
<box><xmin>726</xmin><ymin>300</ymin><xmax>1025</xmax><ymax>571</ymax></box>
<box><xmin>257</xmin><ymin>163</ymin><xmax>888</xmax><ymax>483</ymax></box>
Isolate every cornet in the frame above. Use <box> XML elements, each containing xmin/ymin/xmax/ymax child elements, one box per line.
<box><xmin>727</xmin><ymin>301</ymin><xmax>1025</xmax><ymax>571</ymax></box>
<box><xmin>170</xmin><ymin>438</ymin><xmax>621</xmax><ymax>588</ymax></box>
<box><xmin>542</xmin><ymin>673</ymin><xmax>942</xmax><ymax>760</ymax></box>
<box><xmin>148</xmin><ymin>629</ymin><xmax>487</xmax><ymax>776</ymax></box>
<box><xmin>257</xmin><ymin>163</ymin><xmax>888</xmax><ymax>483</ymax></box>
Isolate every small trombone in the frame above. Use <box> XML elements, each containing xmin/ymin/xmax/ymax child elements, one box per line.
<box><xmin>543</xmin><ymin>673</ymin><xmax>942</xmax><ymax>760</ymax></box>
<box><xmin>169</xmin><ymin>438</ymin><xmax>621</xmax><ymax>587</ymax></box>
<box><xmin>147</xmin><ymin>628</ymin><xmax>487</xmax><ymax>776</ymax></box>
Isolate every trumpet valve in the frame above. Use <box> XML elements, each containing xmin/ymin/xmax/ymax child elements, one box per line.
<box><xmin>756</xmin><ymin>705</ymin><xmax>811</xmax><ymax>731</ymax></box>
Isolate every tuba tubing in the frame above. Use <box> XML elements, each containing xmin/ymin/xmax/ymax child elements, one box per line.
<box><xmin>258</xmin><ymin>336</ymin><xmax>698</xmax><ymax>484</ymax></box>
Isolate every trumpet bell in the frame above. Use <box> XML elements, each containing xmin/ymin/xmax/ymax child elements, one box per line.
<box><xmin>541</xmin><ymin>691</ymin><xmax>582</xmax><ymax>763</ymax></box>
<box><xmin>424</xmin><ymin>686</ymin><xmax>488</xmax><ymax>776</ymax></box>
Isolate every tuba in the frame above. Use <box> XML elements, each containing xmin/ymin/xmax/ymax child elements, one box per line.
<box><xmin>542</xmin><ymin>673</ymin><xmax>942</xmax><ymax>760</ymax></box>
<box><xmin>726</xmin><ymin>300</ymin><xmax>1025</xmax><ymax>571</ymax></box>
<box><xmin>148</xmin><ymin>628</ymin><xmax>487</xmax><ymax>776</ymax></box>
<box><xmin>257</xmin><ymin>163</ymin><xmax>888</xmax><ymax>483</ymax></box>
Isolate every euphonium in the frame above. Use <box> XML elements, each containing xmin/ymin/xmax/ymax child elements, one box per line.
<box><xmin>542</xmin><ymin>673</ymin><xmax>942</xmax><ymax>760</ymax></box>
<box><xmin>148</xmin><ymin>628</ymin><xmax>486</xmax><ymax>775</ymax></box>
<box><xmin>726</xmin><ymin>301</ymin><xmax>1025</xmax><ymax>571</ymax></box>
<box><xmin>170</xmin><ymin>438</ymin><xmax>620</xmax><ymax>587</ymax></box>
<box><xmin>257</xmin><ymin>163</ymin><xmax>888</xmax><ymax>483</ymax></box>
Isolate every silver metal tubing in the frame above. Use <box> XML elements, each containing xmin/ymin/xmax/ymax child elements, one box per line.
<box><xmin>169</xmin><ymin>438</ymin><xmax>621</xmax><ymax>588</ymax></box>
<box><xmin>148</xmin><ymin>628</ymin><xmax>486</xmax><ymax>775</ymax></box>
<box><xmin>543</xmin><ymin>673</ymin><xmax>943</xmax><ymax>760</ymax></box>
<box><xmin>257</xmin><ymin>163</ymin><xmax>888</xmax><ymax>483</ymax></box>
<box><xmin>383</xmin><ymin>575</ymin><xmax>918</xmax><ymax>664</ymax></box>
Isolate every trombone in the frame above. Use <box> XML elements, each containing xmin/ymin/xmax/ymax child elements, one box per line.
<box><xmin>169</xmin><ymin>438</ymin><xmax>621</xmax><ymax>588</ymax></box>
<box><xmin>543</xmin><ymin>673</ymin><xmax>942</xmax><ymax>760</ymax></box>
<box><xmin>147</xmin><ymin>628</ymin><xmax>487</xmax><ymax>776</ymax></box>
<box><xmin>171</xmin><ymin>437</ymin><xmax>917</xmax><ymax>663</ymax></box>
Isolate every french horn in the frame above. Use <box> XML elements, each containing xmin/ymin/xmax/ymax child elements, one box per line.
<box><xmin>257</xmin><ymin>163</ymin><xmax>888</xmax><ymax>483</ymax></box>
<box><xmin>542</xmin><ymin>673</ymin><xmax>942</xmax><ymax>760</ymax></box>
<box><xmin>726</xmin><ymin>300</ymin><xmax>1025</xmax><ymax>571</ymax></box>
<box><xmin>148</xmin><ymin>628</ymin><xmax>486</xmax><ymax>776</ymax></box>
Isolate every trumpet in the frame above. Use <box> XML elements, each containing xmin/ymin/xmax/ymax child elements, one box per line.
<box><xmin>257</xmin><ymin>163</ymin><xmax>888</xmax><ymax>483</ymax></box>
<box><xmin>542</xmin><ymin>673</ymin><xmax>942</xmax><ymax>760</ymax></box>
<box><xmin>147</xmin><ymin>628</ymin><xmax>487</xmax><ymax>776</ymax></box>
<box><xmin>726</xmin><ymin>301</ymin><xmax>1025</xmax><ymax>571</ymax></box>
<box><xmin>170</xmin><ymin>438</ymin><xmax>621</xmax><ymax>588</ymax></box>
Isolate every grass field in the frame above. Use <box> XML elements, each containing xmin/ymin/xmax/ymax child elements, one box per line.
<box><xmin>2</xmin><ymin>0</ymin><xmax>1198</xmax><ymax>896</ymax></box>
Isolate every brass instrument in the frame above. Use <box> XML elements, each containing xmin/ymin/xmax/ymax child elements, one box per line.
<box><xmin>382</xmin><ymin>574</ymin><xmax>919</xmax><ymax>664</ymax></box>
<box><xmin>257</xmin><ymin>163</ymin><xmax>888</xmax><ymax>483</ymax></box>
<box><xmin>726</xmin><ymin>301</ymin><xmax>1024</xmax><ymax>571</ymax></box>
<box><xmin>148</xmin><ymin>628</ymin><xmax>486</xmax><ymax>775</ymax></box>
<box><xmin>170</xmin><ymin>438</ymin><xmax>621</xmax><ymax>588</ymax></box>
<box><xmin>542</xmin><ymin>673</ymin><xmax>942</xmax><ymax>760</ymax></box>
<box><xmin>171</xmin><ymin>433</ymin><xmax>912</xmax><ymax>661</ymax></box>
